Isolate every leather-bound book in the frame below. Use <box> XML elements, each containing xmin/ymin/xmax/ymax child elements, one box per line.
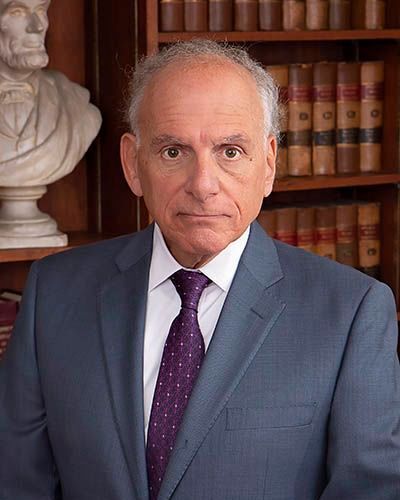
<box><xmin>283</xmin><ymin>0</ymin><xmax>306</xmax><ymax>30</ymax></box>
<box><xmin>257</xmin><ymin>209</ymin><xmax>277</xmax><ymax>237</ymax></box>
<box><xmin>329</xmin><ymin>0</ymin><xmax>351</xmax><ymax>29</ymax></box>
<box><xmin>209</xmin><ymin>0</ymin><xmax>233</xmax><ymax>31</ymax></box>
<box><xmin>184</xmin><ymin>0</ymin><xmax>208</xmax><ymax>31</ymax></box>
<box><xmin>288</xmin><ymin>63</ymin><xmax>313</xmax><ymax>176</ymax></box>
<box><xmin>336</xmin><ymin>62</ymin><xmax>361</xmax><ymax>174</ymax></box>
<box><xmin>358</xmin><ymin>201</ymin><xmax>380</xmax><ymax>277</ymax></box>
<box><xmin>267</xmin><ymin>64</ymin><xmax>289</xmax><ymax>178</ymax></box>
<box><xmin>315</xmin><ymin>204</ymin><xmax>336</xmax><ymax>260</ymax></box>
<box><xmin>336</xmin><ymin>202</ymin><xmax>358</xmax><ymax>267</ymax></box>
<box><xmin>259</xmin><ymin>0</ymin><xmax>282</xmax><ymax>30</ymax></box>
<box><xmin>160</xmin><ymin>0</ymin><xmax>184</xmax><ymax>31</ymax></box>
<box><xmin>306</xmin><ymin>0</ymin><xmax>329</xmax><ymax>30</ymax></box>
<box><xmin>352</xmin><ymin>0</ymin><xmax>386</xmax><ymax>29</ymax></box>
<box><xmin>360</xmin><ymin>61</ymin><xmax>384</xmax><ymax>173</ymax></box>
<box><xmin>275</xmin><ymin>207</ymin><xmax>297</xmax><ymax>245</ymax></box>
<box><xmin>313</xmin><ymin>62</ymin><xmax>337</xmax><ymax>175</ymax></box>
<box><xmin>296</xmin><ymin>206</ymin><xmax>315</xmax><ymax>252</ymax></box>
<box><xmin>234</xmin><ymin>0</ymin><xmax>258</xmax><ymax>31</ymax></box>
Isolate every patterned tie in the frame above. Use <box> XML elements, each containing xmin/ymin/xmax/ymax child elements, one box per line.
<box><xmin>146</xmin><ymin>269</ymin><xmax>211</xmax><ymax>499</ymax></box>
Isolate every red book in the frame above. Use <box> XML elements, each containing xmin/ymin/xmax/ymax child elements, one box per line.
<box><xmin>0</xmin><ymin>299</ymin><xmax>18</xmax><ymax>326</ymax></box>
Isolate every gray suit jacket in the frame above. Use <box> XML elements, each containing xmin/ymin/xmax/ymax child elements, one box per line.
<box><xmin>1</xmin><ymin>222</ymin><xmax>399</xmax><ymax>499</ymax></box>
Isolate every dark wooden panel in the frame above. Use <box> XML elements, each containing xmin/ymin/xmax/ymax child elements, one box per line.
<box><xmin>97</xmin><ymin>0</ymin><xmax>139</xmax><ymax>235</ymax></box>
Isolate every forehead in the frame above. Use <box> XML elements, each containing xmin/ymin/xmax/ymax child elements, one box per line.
<box><xmin>141</xmin><ymin>59</ymin><xmax>264</xmax><ymax>129</ymax></box>
<box><xmin>0</xmin><ymin>0</ymin><xmax>50</xmax><ymax>11</ymax></box>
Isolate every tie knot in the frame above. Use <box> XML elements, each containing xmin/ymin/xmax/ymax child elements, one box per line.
<box><xmin>170</xmin><ymin>269</ymin><xmax>211</xmax><ymax>312</ymax></box>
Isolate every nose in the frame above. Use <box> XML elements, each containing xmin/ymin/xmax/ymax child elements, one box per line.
<box><xmin>26</xmin><ymin>13</ymin><xmax>45</xmax><ymax>34</ymax></box>
<box><xmin>185</xmin><ymin>152</ymin><xmax>220</xmax><ymax>202</ymax></box>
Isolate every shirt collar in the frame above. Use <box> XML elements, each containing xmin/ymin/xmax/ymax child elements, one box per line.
<box><xmin>149</xmin><ymin>223</ymin><xmax>250</xmax><ymax>293</ymax></box>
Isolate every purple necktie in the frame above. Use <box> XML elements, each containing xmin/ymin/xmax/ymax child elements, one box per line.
<box><xmin>146</xmin><ymin>269</ymin><xmax>211</xmax><ymax>499</ymax></box>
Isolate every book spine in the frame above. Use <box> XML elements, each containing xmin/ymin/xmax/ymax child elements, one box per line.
<box><xmin>275</xmin><ymin>207</ymin><xmax>297</xmax><ymax>245</ymax></box>
<box><xmin>257</xmin><ymin>209</ymin><xmax>277</xmax><ymax>237</ymax></box>
<box><xmin>315</xmin><ymin>205</ymin><xmax>336</xmax><ymax>259</ymax></box>
<box><xmin>234</xmin><ymin>0</ymin><xmax>258</xmax><ymax>30</ymax></box>
<box><xmin>360</xmin><ymin>61</ymin><xmax>384</xmax><ymax>173</ymax></box>
<box><xmin>0</xmin><ymin>300</ymin><xmax>18</xmax><ymax>326</ymax></box>
<box><xmin>312</xmin><ymin>62</ymin><xmax>337</xmax><ymax>175</ymax></box>
<box><xmin>184</xmin><ymin>0</ymin><xmax>208</xmax><ymax>31</ymax></box>
<box><xmin>259</xmin><ymin>0</ymin><xmax>282</xmax><ymax>30</ymax></box>
<box><xmin>352</xmin><ymin>0</ymin><xmax>386</xmax><ymax>29</ymax></box>
<box><xmin>336</xmin><ymin>203</ymin><xmax>358</xmax><ymax>267</ymax></box>
<box><xmin>365</xmin><ymin>0</ymin><xmax>386</xmax><ymax>29</ymax></box>
<box><xmin>160</xmin><ymin>0</ymin><xmax>184</xmax><ymax>31</ymax></box>
<box><xmin>283</xmin><ymin>0</ymin><xmax>306</xmax><ymax>30</ymax></box>
<box><xmin>288</xmin><ymin>63</ymin><xmax>313</xmax><ymax>176</ymax></box>
<box><xmin>336</xmin><ymin>62</ymin><xmax>361</xmax><ymax>174</ymax></box>
<box><xmin>209</xmin><ymin>0</ymin><xmax>233</xmax><ymax>31</ymax></box>
<box><xmin>296</xmin><ymin>206</ymin><xmax>315</xmax><ymax>252</ymax></box>
<box><xmin>358</xmin><ymin>201</ymin><xmax>380</xmax><ymax>277</ymax></box>
<box><xmin>306</xmin><ymin>0</ymin><xmax>329</xmax><ymax>30</ymax></box>
<box><xmin>329</xmin><ymin>0</ymin><xmax>351</xmax><ymax>29</ymax></box>
<box><xmin>267</xmin><ymin>64</ymin><xmax>289</xmax><ymax>178</ymax></box>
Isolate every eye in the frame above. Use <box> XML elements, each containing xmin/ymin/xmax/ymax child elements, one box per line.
<box><xmin>9</xmin><ymin>8</ymin><xmax>25</xmax><ymax>16</ymax></box>
<box><xmin>223</xmin><ymin>147</ymin><xmax>241</xmax><ymax>160</ymax></box>
<box><xmin>161</xmin><ymin>147</ymin><xmax>181</xmax><ymax>160</ymax></box>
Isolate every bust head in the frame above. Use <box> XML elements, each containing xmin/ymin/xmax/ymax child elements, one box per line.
<box><xmin>0</xmin><ymin>0</ymin><xmax>49</xmax><ymax>75</ymax></box>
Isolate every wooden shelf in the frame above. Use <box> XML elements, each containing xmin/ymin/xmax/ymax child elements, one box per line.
<box><xmin>0</xmin><ymin>232</ymin><xmax>106</xmax><ymax>264</ymax></box>
<box><xmin>273</xmin><ymin>172</ymin><xmax>400</xmax><ymax>192</ymax></box>
<box><xmin>158</xmin><ymin>29</ymin><xmax>400</xmax><ymax>44</ymax></box>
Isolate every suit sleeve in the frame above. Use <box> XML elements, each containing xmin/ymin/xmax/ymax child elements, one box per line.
<box><xmin>0</xmin><ymin>262</ymin><xmax>60</xmax><ymax>500</ymax></box>
<box><xmin>320</xmin><ymin>281</ymin><xmax>400</xmax><ymax>499</ymax></box>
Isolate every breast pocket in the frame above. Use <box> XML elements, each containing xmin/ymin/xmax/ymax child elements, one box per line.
<box><xmin>226</xmin><ymin>403</ymin><xmax>317</xmax><ymax>430</ymax></box>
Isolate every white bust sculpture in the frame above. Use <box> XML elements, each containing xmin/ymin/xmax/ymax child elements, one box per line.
<box><xmin>0</xmin><ymin>0</ymin><xmax>102</xmax><ymax>248</ymax></box>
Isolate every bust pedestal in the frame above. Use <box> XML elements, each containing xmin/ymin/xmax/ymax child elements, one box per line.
<box><xmin>0</xmin><ymin>186</ymin><xmax>67</xmax><ymax>248</ymax></box>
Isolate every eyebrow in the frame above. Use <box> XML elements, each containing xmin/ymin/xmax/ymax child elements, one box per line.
<box><xmin>150</xmin><ymin>135</ymin><xmax>189</xmax><ymax>148</ymax></box>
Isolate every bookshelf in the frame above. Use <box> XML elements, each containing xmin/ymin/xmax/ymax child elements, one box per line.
<box><xmin>138</xmin><ymin>0</ymin><xmax>400</xmax><ymax>308</ymax></box>
<box><xmin>1</xmin><ymin>0</ymin><xmax>400</xmax><ymax>315</ymax></box>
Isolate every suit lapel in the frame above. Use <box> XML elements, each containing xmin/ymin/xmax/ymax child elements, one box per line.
<box><xmin>158</xmin><ymin>223</ymin><xmax>286</xmax><ymax>500</ymax></box>
<box><xmin>97</xmin><ymin>226</ymin><xmax>154</xmax><ymax>500</ymax></box>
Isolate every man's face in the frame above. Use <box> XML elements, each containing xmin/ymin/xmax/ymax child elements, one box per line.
<box><xmin>121</xmin><ymin>60</ymin><xmax>276</xmax><ymax>268</ymax></box>
<box><xmin>0</xmin><ymin>0</ymin><xmax>49</xmax><ymax>71</ymax></box>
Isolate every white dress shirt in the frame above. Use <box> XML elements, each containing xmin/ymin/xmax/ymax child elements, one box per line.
<box><xmin>143</xmin><ymin>223</ymin><xmax>250</xmax><ymax>438</ymax></box>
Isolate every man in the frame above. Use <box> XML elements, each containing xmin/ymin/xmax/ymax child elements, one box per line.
<box><xmin>0</xmin><ymin>0</ymin><xmax>101</xmax><ymax>185</ymax></box>
<box><xmin>1</xmin><ymin>40</ymin><xmax>399</xmax><ymax>500</ymax></box>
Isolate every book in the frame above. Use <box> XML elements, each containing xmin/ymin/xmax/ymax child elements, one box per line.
<box><xmin>0</xmin><ymin>298</ymin><xmax>18</xmax><ymax>326</ymax></box>
<box><xmin>360</xmin><ymin>61</ymin><xmax>384</xmax><ymax>173</ymax></box>
<box><xmin>160</xmin><ymin>0</ymin><xmax>184</xmax><ymax>31</ymax></box>
<box><xmin>329</xmin><ymin>0</ymin><xmax>351</xmax><ymax>29</ymax></box>
<box><xmin>234</xmin><ymin>0</ymin><xmax>258</xmax><ymax>31</ymax></box>
<box><xmin>336</xmin><ymin>62</ymin><xmax>361</xmax><ymax>174</ymax></box>
<box><xmin>306</xmin><ymin>0</ymin><xmax>329</xmax><ymax>30</ymax></box>
<box><xmin>288</xmin><ymin>63</ymin><xmax>313</xmax><ymax>176</ymax></box>
<box><xmin>283</xmin><ymin>0</ymin><xmax>306</xmax><ymax>30</ymax></box>
<box><xmin>259</xmin><ymin>0</ymin><xmax>282</xmax><ymax>30</ymax></box>
<box><xmin>184</xmin><ymin>0</ymin><xmax>208</xmax><ymax>31</ymax></box>
<box><xmin>358</xmin><ymin>201</ymin><xmax>380</xmax><ymax>277</ymax></box>
<box><xmin>336</xmin><ymin>202</ymin><xmax>358</xmax><ymax>267</ymax></box>
<box><xmin>267</xmin><ymin>64</ymin><xmax>289</xmax><ymax>178</ymax></box>
<box><xmin>275</xmin><ymin>206</ymin><xmax>297</xmax><ymax>245</ymax></box>
<box><xmin>352</xmin><ymin>0</ymin><xmax>386</xmax><ymax>30</ymax></box>
<box><xmin>209</xmin><ymin>0</ymin><xmax>233</xmax><ymax>31</ymax></box>
<box><xmin>315</xmin><ymin>204</ymin><xmax>336</xmax><ymax>260</ymax></box>
<box><xmin>312</xmin><ymin>62</ymin><xmax>337</xmax><ymax>175</ymax></box>
<box><xmin>296</xmin><ymin>206</ymin><xmax>315</xmax><ymax>252</ymax></box>
<box><xmin>257</xmin><ymin>209</ymin><xmax>277</xmax><ymax>237</ymax></box>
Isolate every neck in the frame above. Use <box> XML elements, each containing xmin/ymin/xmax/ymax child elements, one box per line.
<box><xmin>0</xmin><ymin>60</ymin><xmax>35</xmax><ymax>82</ymax></box>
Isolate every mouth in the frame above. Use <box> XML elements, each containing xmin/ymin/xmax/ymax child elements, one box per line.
<box><xmin>178</xmin><ymin>213</ymin><xmax>229</xmax><ymax>219</ymax></box>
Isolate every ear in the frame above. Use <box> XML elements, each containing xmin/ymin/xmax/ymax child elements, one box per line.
<box><xmin>120</xmin><ymin>133</ymin><xmax>143</xmax><ymax>197</ymax></box>
<box><xmin>264</xmin><ymin>134</ymin><xmax>277</xmax><ymax>197</ymax></box>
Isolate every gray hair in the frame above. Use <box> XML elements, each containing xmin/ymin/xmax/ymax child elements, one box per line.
<box><xmin>125</xmin><ymin>39</ymin><xmax>280</xmax><ymax>140</ymax></box>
